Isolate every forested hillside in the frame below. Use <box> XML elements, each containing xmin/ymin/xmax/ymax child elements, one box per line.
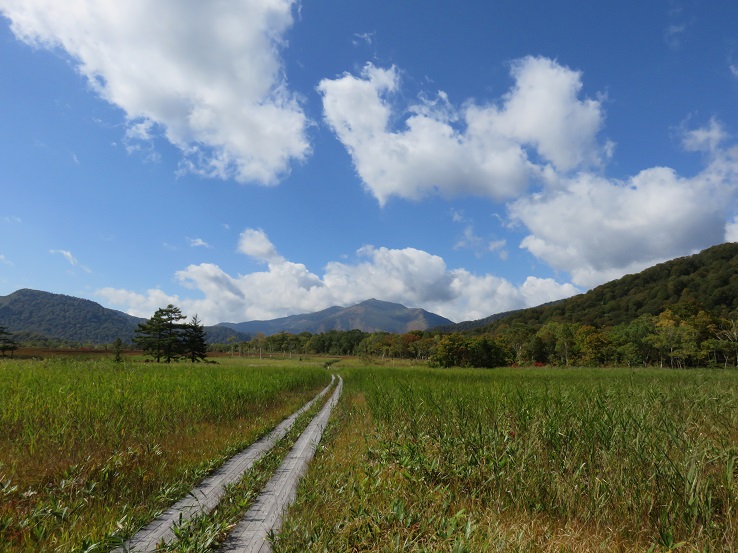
<box><xmin>474</xmin><ymin>242</ymin><xmax>738</xmax><ymax>332</ymax></box>
<box><xmin>0</xmin><ymin>289</ymin><xmax>248</xmax><ymax>345</ymax></box>
<box><xmin>0</xmin><ymin>289</ymin><xmax>143</xmax><ymax>344</ymax></box>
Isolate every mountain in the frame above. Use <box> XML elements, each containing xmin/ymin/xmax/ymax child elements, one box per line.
<box><xmin>0</xmin><ymin>289</ymin><xmax>144</xmax><ymax>344</ymax></box>
<box><xmin>454</xmin><ymin>242</ymin><xmax>738</xmax><ymax>333</ymax></box>
<box><xmin>219</xmin><ymin>298</ymin><xmax>454</xmax><ymax>335</ymax></box>
<box><xmin>0</xmin><ymin>290</ymin><xmax>449</xmax><ymax>345</ymax></box>
<box><xmin>0</xmin><ymin>289</ymin><xmax>248</xmax><ymax>345</ymax></box>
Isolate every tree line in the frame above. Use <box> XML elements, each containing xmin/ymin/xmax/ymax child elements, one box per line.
<box><xmin>208</xmin><ymin>299</ymin><xmax>738</xmax><ymax>369</ymax></box>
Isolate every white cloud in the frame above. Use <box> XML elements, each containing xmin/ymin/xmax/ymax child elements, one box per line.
<box><xmin>0</xmin><ymin>0</ymin><xmax>309</xmax><ymax>184</ymax></box>
<box><xmin>318</xmin><ymin>56</ymin><xmax>608</xmax><ymax>205</ymax></box>
<box><xmin>95</xmin><ymin>287</ymin><xmax>180</xmax><ymax>319</ymax></box>
<box><xmin>0</xmin><ymin>254</ymin><xmax>12</xmax><ymax>266</ymax></box>
<box><xmin>98</xmin><ymin>228</ymin><xmax>578</xmax><ymax>325</ymax></box>
<box><xmin>50</xmin><ymin>249</ymin><xmax>92</xmax><ymax>273</ymax></box>
<box><xmin>725</xmin><ymin>217</ymin><xmax>738</xmax><ymax>242</ymax></box>
<box><xmin>509</xmin><ymin>126</ymin><xmax>738</xmax><ymax>288</ymax></box>
<box><xmin>682</xmin><ymin>117</ymin><xmax>727</xmax><ymax>153</ymax></box>
<box><xmin>187</xmin><ymin>237</ymin><xmax>211</xmax><ymax>248</ymax></box>
<box><xmin>480</xmin><ymin>56</ymin><xmax>609</xmax><ymax>172</ymax></box>
<box><xmin>489</xmin><ymin>239</ymin><xmax>508</xmax><ymax>260</ymax></box>
<box><xmin>352</xmin><ymin>32</ymin><xmax>374</xmax><ymax>46</ymax></box>
<box><xmin>50</xmin><ymin>249</ymin><xmax>78</xmax><ymax>266</ymax></box>
<box><xmin>237</xmin><ymin>228</ymin><xmax>284</xmax><ymax>264</ymax></box>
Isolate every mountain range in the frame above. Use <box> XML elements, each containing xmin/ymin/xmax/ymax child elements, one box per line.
<box><xmin>2</xmin><ymin>242</ymin><xmax>737</xmax><ymax>346</ymax></box>
<box><xmin>0</xmin><ymin>290</ymin><xmax>452</xmax><ymax>345</ymax></box>
<box><xmin>218</xmin><ymin>299</ymin><xmax>453</xmax><ymax>335</ymax></box>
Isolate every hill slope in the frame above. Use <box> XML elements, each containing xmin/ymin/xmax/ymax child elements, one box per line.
<box><xmin>220</xmin><ymin>299</ymin><xmax>453</xmax><ymax>335</ymax></box>
<box><xmin>0</xmin><ymin>289</ymin><xmax>248</xmax><ymax>345</ymax></box>
<box><xmin>0</xmin><ymin>289</ymin><xmax>144</xmax><ymax>344</ymax></box>
<box><xmin>466</xmin><ymin>242</ymin><xmax>738</xmax><ymax>332</ymax></box>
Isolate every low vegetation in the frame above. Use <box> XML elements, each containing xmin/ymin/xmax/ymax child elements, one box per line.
<box><xmin>2</xmin><ymin>355</ymin><xmax>737</xmax><ymax>552</ymax></box>
<box><xmin>0</xmin><ymin>357</ymin><xmax>330</xmax><ymax>552</ymax></box>
<box><xmin>277</xmin><ymin>366</ymin><xmax>738</xmax><ymax>552</ymax></box>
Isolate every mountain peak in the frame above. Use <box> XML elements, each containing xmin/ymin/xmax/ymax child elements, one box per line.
<box><xmin>220</xmin><ymin>299</ymin><xmax>452</xmax><ymax>335</ymax></box>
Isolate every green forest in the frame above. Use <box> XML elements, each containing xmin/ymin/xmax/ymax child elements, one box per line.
<box><xmin>212</xmin><ymin>243</ymin><xmax>738</xmax><ymax>369</ymax></box>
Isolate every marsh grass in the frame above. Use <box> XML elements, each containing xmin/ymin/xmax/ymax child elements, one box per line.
<box><xmin>0</xmin><ymin>357</ymin><xmax>329</xmax><ymax>552</ymax></box>
<box><xmin>276</xmin><ymin>366</ymin><xmax>738</xmax><ymax>552</ymax></box>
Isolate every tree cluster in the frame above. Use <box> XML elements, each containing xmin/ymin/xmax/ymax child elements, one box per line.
<box><xmin>493</xmin><ymin>300</ymin><xmax>738</xmax><ymax>368</ymax></box>
<box><xmin>133</xmin><ymin>305</ymin><xmax>208</xmax><ymax>363</ymax></box>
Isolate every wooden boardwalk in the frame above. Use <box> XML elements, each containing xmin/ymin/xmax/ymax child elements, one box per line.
<box><xmin>219</xmin><ymin>376</ymin><xmax>343</xmax><ymax>552</ymax></box>
<box><xmin>115</xmin><ymin>375</ymin><xmax>338</xmax><ymax>553</ymax></box>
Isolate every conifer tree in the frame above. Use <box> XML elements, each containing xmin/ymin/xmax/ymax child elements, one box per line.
<box><xmin>134</xmin><ymin>305</ymin><xmax>187</xmax><ymax>362</ymax></box>
<box><xmin>183</xmin><ymin>314</ymin><xmax>208</xmax><ymax>363</ymax></box>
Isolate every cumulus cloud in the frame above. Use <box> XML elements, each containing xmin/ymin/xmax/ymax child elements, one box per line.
<box><xmin>95</xmin><ymin>287</ymin><xmax>181</xmax><ymax>319</ymax></box>
<box><xmin>0</xmin><ymin>0</ymin><xmax>309</xmax><ymax>184</ymax></box>
<box><xmin>725</xmin><ymin>217</ymin><xmax>738</xmax><ymax>242</ymax></box>
<box><xmin>98</xmin><ymin>228</ymin><xmax>578</xmax><ymax>324</ymax></box>
<box><xmin>237</xmin><ymin>228</ymin><xmax>284</xmax><ymax>264</ymax></box>
<box><xmin>509</xmin><ymin>124</ymin><xmax>738</xmax><ymax>288</ymax></box>
<box><xmin>318</xmin><ymin>56</ymin><xmax>608</xmax><ymax>205</ymax></box>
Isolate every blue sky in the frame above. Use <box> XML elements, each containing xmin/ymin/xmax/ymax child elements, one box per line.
<box><xmin>1</xmin><ymin>1</ymin><xmax>737</xmax><ymax>324</ymax></box>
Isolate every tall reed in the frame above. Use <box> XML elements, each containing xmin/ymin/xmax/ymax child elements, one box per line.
<box><xmin>277</xmin><ymin>367</ymin><xmax>738</xmax><ymax>551</ymax></box>
<box><xmin>0</xmin><ymin>357</ymin><xmax>329</xmax><ymax>552</ymax></box>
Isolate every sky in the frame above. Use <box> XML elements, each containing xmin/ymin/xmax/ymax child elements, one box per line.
<box><xmin>1</xmin><ymin>1</ymin><xmax>737</xmax><ymax>325</ymax></box>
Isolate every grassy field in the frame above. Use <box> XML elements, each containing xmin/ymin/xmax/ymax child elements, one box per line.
<box><xmin>0</xmin><ymin>356</ymin><xmax>331</xmax><ymax>552</ymax></box>
<box><xmin>277</xmin><ymin>366</ymin><xmax>738</xmax><ymax>552</ymax></box>
<box><xmin>2</xmin><ymin>357</ymin><xmax>737</xmax><ymax>552</ymax></box>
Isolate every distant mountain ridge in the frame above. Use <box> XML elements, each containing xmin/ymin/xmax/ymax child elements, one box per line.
<box><xmin>0</xmin><ymin>289</ymin><xmax>248</xmax><ymax>345</ymax></box>
<box><xmin>6</xmin><ymin>243</ymin><xmax>734</xmax><ymax>346</ymax></box>
<box><xmin>219</xmin><ymin>298</ymin><xmax>454</xmax><ymax>335</ymax></box>
<box><xmin>0</xmin><ymin>290</ymin><xmax>453</xmax><ymax>344</ymax></box>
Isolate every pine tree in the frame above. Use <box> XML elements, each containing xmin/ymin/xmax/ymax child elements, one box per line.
<box><xmin>134</xmin><ymin>305</ymin><xmax>187</xmax><ymax>362</ymax></box>
<box><xmin>183</xmin><ymin>314</ymin><xmax>208</xmax><ymax>363</ymax></box>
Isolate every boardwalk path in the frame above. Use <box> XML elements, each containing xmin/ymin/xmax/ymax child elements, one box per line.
<box><xmin>115</xmin><ymin>375</ymin><xmax>337</xmax><ymax>553</ymax></box>
<box><xmin>219</xmin><ymin>375</ymin><xmax>343</xmax><ymax>553</ymax></box>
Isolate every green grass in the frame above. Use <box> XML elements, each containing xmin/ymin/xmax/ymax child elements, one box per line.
<box><xmin>276</xmin><ymin>366</ymin><xmax>738</xmax><ymax>552</ymax></box>
<box><xmin>4</xmin><ymin>358</ymin><xmax>737</xmax><ymax>552</ymax></box>
<box><xmin>0</xmin><ymin>356</ymin><xmax>330</xmax><ymax>552</ymax></box>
